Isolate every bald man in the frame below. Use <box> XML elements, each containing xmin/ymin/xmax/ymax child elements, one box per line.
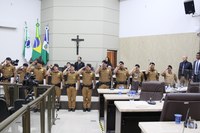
<box><xmin>178</xmin><ymin>56</ymin><xmax>192</xmax><ymax>86</ymax></box>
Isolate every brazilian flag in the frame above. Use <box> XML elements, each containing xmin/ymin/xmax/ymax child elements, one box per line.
<box><xmin>31</xmin><ymin>21</ymin><xmax>42</xmax><ymax>61</ymax></box>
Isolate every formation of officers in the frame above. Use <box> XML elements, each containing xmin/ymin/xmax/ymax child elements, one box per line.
<box><xmin>0</xmin><ymin>52</ymin><xmax>200</xmax><ymax>112</ymax></box>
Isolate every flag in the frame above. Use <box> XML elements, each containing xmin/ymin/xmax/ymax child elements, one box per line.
<box><xmin>22</xmin><ymin>22</ymin><xmax>32</xmax><ymax>62</ymax></box>
<box><xmin>41</xmin><ymin>26</ymin><xmax>49</xmax><ymax>65</ymax></box>
<box><xmin>31</xmin><ymin>21</ymin><xmax>42</xmax><ymax>61</ymax></box>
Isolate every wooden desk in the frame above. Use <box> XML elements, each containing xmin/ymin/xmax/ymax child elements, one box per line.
<box><xmin>115</xmin><ymin>101</ymin><xmax>163</xmax><ymax>133</ymax></box>
<box><xmin>104</xmin><ymin>94</ymin><xmax>140</xmax><ymax>133</ymax></box>
<box><xmin>97</xmin><ymin>89</ymin><xmax>129</xmax><ymax>119</ymax></box>
<box><xmin>139</xmin><ymin>121</ymin><xmax>200</xmax><ymax>133</ymax></box>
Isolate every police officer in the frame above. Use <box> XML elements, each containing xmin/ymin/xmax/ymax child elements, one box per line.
<box><xmin>16</xmin><ymin>63</ymin><xmax>29</xmax><ymax>98</ymax></box>
<box><xmin>63</xmin><ymin>64</ymin><xmax>80</xmax><ymax>112</ymax></box>
<box><xmin>129</xmin><ymin>64</ymin><xmax>144</xmax><ymax>87</ymax></box>
<box><xmin>95</xmin><ymin>60</ymin><xmax>112</xmax><ymax>89</ymax></box>
<box><xmin>161</xmin><ymin>65</ymin><xmax>177</xmax><ymax>87</ymax></box>
<box><xmin>27</xmin><ymin>60</ymin><xmax>46</xmax><ymax>97</ymax></box>
<box><xmin>0</xmin><ymin>57</ymin><xmax>16</xmax><ymax>105</ymax></box>
<box><xmin>46</xmin><ymin>64</ymin><xmax>63</xmax><ymax>107</ymax></box>
<box><xmin>78</xmin><ymin>64</ymin><xmax>96</xmax><ymax>112</ymax></box>
<box><xmin>16</xmin><ymin>63</ymin><xmax>29</xmax><ymax>83</ymax></box>
<box><xmin>113</xmin><ymin>61</ymin><xmax>129</xmax><ymax>89</ymax></box>
<box><xmin>145</xmin><ymin>62</ymin><xmax>159</xmax><ymax>81</ymax></box>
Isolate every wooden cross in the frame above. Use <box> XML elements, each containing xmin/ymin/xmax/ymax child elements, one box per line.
<box><xmin>71</xmin><ymin>35</ymin><xmax>84</xmax><ymax>55</ymax></box>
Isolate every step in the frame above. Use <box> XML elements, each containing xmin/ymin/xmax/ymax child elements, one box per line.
<box><xmin>59</xmin><ymin>96</ymin><xmax>99</xmax><ymax>110</ymax></box>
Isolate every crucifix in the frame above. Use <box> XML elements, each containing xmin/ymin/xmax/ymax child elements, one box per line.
<box><xmin>71</xmin><ymin>35</ymin><xmax>84</xmax><ymax>55</ymax></box>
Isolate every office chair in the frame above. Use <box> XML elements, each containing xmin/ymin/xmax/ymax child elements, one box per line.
<box><xmin>140</xmin><ymin>81</ymin><xmax>165</xmax><ymax>101</ymax></box>
<box><xmin>0</xmin><ymin>98</ymin><xmax>10</xmax><ymax>122</ymax></box>
<box><xmin>160</xmin><ymin>93</ymin><xmax>200</xmax><ymax>121</ymax></box>
<box><xmin>187</xmin><ymin>82</ymin><xmax>200</xmax><ymax>93</ymax></box>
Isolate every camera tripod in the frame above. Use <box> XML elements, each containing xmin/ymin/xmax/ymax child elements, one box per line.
<box><xmin>55</xmin><ymin>101</ymin><xmax>60</xmax><ymax>121</ymax></box>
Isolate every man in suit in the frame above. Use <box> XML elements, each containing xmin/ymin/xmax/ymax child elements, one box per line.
<box><xmin>193</xmin><ymin>52</ymin><xmax>200</xmax><ymax>82</ymax></box>
<box><xmin>74</xmin><ymin>56</ymin><xmax>85</xmax><ymax>71</ymax></box>
<box><xmin>178</xmin><ymin>56</ymin><xmax>192</xmax><ymax>86</ymax></box>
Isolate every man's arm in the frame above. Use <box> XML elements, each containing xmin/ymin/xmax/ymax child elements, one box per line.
<box><xmin>93</xmin><ymin>73</ymin><xmax>96</xmax><ymax>89</ymax></box>
<box><xmin>77</xmin><ymin>67</ymin><xmax>85</xmax><ymax>75</ymax></box>
<box><xmin>95</xmin><ymin>65</ymin><xmax>101</xmax><ymax>74</ymax></box>
<box><xmin>113</xmin><ymin>66</ymin><xmax>119</xmax><ymax>74</ymax></box>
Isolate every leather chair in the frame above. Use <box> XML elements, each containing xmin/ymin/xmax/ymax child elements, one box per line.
<box><xmin>187</xmin><ymin>82</ymin><xmax>200</xmax><ymax>93</ymax></box>
<box><xmin>140</xmin><ymin>81</ymin><xmax>165</xmax><ymax>101</ymax></box>
<box><xmin>0</xmin><ymin>98</ymin><xmax>10</xmax><ymax>122</ymax></box>
<box><xmin>160</xmin><ymin>93</ymin><xmax>200</xmax><ymax>121</ymax></box>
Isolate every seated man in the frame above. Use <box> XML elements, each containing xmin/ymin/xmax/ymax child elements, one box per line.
<box><xmin>161</xmin><ymin>65</ymin><xmax>177</xmax><ymax>87</ymax></box>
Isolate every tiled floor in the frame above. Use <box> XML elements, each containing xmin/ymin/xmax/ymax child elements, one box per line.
<box><xmin>52</xmin><ymin>110</ymin><xmax>102</xmax><ymax>133</ymax></box>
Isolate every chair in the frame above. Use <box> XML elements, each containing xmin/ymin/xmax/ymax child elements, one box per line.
<box><xmin>0</xmin><ymin>98</ymin><xmax>10</xmax><ymax>122</ymax></box>
<box><xmin>140</xmin><ymin>81</ymin><xmax>165</xmax><ymax>101</ymax></box>
<box><xmin>187</xmin><ymin>82</ymin><xmax>200</xmax><ymax>93</ymax></box>
<box><xmin>160</xmin><ymin>93</ymin><xmax>200</xmax><ymax>121</ymax></box>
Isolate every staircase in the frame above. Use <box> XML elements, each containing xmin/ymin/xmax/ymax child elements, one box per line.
<box><xmin>59</xmin><ymin>88</ymin><xmax>99</xmax><ymax>110</ymax></box>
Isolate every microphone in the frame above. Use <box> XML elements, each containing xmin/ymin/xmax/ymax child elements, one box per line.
<box><xmin>160</xmin><ymin>95</ymin><xmax>165</xmax><ymax>103</ymax></box>
<box><xmin>147</xmin><ymin>97</ymin><xmax>156</xmax><ymax>105</ymax></box>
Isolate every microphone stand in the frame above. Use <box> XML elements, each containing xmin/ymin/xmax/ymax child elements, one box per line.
<box><xmin>182</xmin><ymin>108</ymin><xmax>190</xmax><ymax>133</ymax></box>
<box><xmin>55</xmin><ymin>102</ymin><xmax>60</xmax><ymax>121</ymax></box>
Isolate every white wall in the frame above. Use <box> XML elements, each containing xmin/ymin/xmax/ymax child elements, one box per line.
<box><xmin>41</xmin><ymin>0</ymin><xmax>119</xmax><ymax>68</ymax></box>
<box><xmin>120</xmin><ymin>0</ymin><xmax>200</xmax><ymax>37</ymax></box>
<box><xmin>0</xmin><ymin>0</ymin><xmax>41</xmax><ymax>65</ymax></box>
<box><xmin>119</xmin><ymin>0</ymin><xmax>200</xmax><ymax>81</ymax></box>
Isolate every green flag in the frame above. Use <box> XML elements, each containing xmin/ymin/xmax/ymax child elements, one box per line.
<box><xmin>41</xmin><ymin>26</ymin><xmax>49</xmax><ymax>65</ymax></box>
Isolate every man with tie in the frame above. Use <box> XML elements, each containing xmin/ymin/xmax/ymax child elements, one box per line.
<box><xmin>178</xmin><ymin>56</ymin><xmax>192</xmax><ymax>86</ymax></box>
<box><xmin>193</xmin><ymin>52</ymin><xmax>200</xmax><ymax>82</ymax></box>
<box><xmin>74</xmin><ymin>56</ymin><xmax>85</xmax><ymax>71</ymax></box>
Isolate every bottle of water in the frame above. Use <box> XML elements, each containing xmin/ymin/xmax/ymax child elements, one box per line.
<box><xmin>118</xmin><ymin>86</ymin><xmax>122</xmax><ymax>95</ymax></box>
<box><xmin>165</xmin><ymin>86</ymin><xmax>168</xmax><ymax>92</ymax></box>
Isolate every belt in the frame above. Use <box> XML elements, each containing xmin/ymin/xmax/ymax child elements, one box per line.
<box><xmin>53</xmin><ymin>83</ymin><xmax>61</xmax><ymax>87</ymax></box>
<box><xmin>116</xmin><ymin>81</ymin><xmax>127</xmax><ymax>84</ymax></box>
<box><xmin>82</xmin><ymin>84</ymin><xmax>92</xmax><ymax>89</ymax></box>
<box><xmin>99</xmin><ymin>82</ymin><xmax>110</xmax><ymax>86</ymax></box>
<box><xmin>66</xmin><ymin>84</ymin><xmax>76</xmax><ymax>88</ymax></box>
<box><xmin>1</xmin><ymin>77</ymin><xmax>11</xmax><ymax>82</ymax></box>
